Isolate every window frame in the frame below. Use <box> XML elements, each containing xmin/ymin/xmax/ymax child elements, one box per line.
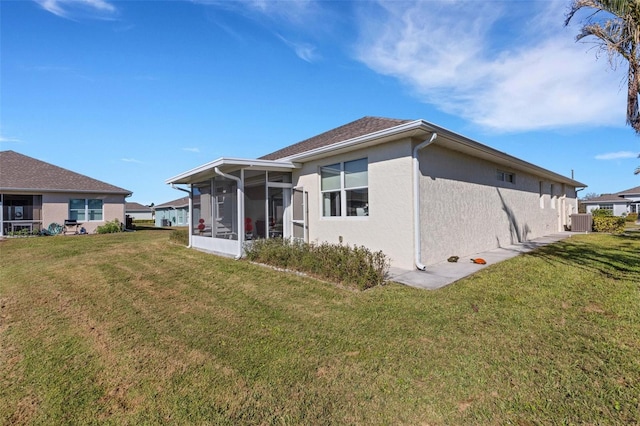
<box><xmin>496</xmin><ymin>169</ymin><xmax>515</xmax><ymax>184</ymax></box>
<box><xmin>320</xmin><ymin>158</ymin><xmax>369</xmax><ymax>218</ymax></box>
<box><xmin>68</xmin><ymin>198</ymin><xmax>104</xmax><ymax>221</ymax></box>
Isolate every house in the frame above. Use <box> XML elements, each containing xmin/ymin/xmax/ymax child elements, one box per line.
<box><xmin>581</xmin><ymin>185</ymin><xmax>640</xmax><ymax>216</ymax></box>
<box><xmin>165</xmin><ymin>117</ymin><xmax>586</xmax><ymax>270</ymax></box>
<box><xmin>154</xmin><ymin>196</ymin><xmax>189</xmax><ymax>227</ymax></box>
<box><xmin>126</xmin><ymin>202</ymin><xmax>154</xmax><ymax>220</ymax></box>
<box><xmin>0</xmin><ymin>150</ymin><xmax>132</xmax><ymax>235</ymax></box>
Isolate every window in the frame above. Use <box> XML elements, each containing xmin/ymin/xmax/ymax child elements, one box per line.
<box><xmin>497</xmin><ymin>169</ymin><xmax>515</xmax><ymax>184</ymax></box>
<box><xmin>539</xmin><ymin>181</ymin><xmax>544</xmax><ymax>209</ymax></box>
<box><xmin>69</xmin><ymin>199</ymin><xmax>103</xmax><ymax>221</ymax></box>
<box><xmin>599</xmin><ymin>203</ymin><xmax>614</xmax><ymax>213</ymax></box>
<box><xmin>321</xmin><ymin>158</ymin><xmax>368</xmax><ymax>217</ymax></box>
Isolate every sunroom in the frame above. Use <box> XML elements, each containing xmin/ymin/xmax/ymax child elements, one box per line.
<box><xmin>1</xmin><ymin>193</ymin><xmax>43</xmax><ymax>235</ymax></box>
<box><xmin>165</xmin><ymin>158</ymin><xmax>305</xmax><ymax>258</ymax></box>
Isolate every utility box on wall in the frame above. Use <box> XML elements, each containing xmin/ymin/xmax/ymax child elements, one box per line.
<box><xmin>570</xmin><ymin>214</ymin><xmax>592</xmax><ymax>232</ymax></box>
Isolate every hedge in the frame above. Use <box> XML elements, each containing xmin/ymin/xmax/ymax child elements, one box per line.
<box><xmin>592</xmin><ymin>216</ymin><xmax>625</xmax><ymax>234</ymax></box>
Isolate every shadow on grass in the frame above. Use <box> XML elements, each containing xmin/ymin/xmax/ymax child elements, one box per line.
<box><xmin>131</xmin><ymin>225</ymin><xmax>177</xmax><ymax>232</ymax></box>
<box><xmin>526</xmin><ymin>233</ymin><xmax>640</xmax><ymax>282</ymax></box>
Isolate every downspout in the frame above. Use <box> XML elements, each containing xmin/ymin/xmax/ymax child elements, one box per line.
<box><xmin>170</xmin><ymin>184</ymin><xmax>192</xmax><ymax>248</ymax></box>
<box><xmin>412</xmin><ymin>133</ymin><xmax>438</xmax><ymax>270</ymax></box>
<box><xmin>214</xmin><ymin>167</ymin><xmax>244</xmax><ymax>259</ymax></box>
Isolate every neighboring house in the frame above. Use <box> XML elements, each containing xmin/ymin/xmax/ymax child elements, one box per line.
<box><xmin>0</xmin><ymin>150</ymin><xmax>132</xmax><ymax>236</ymax></box>
<box><xmin>154</xmin><ymin>196</ymin><xmax>189</xmax><ymax>227</ymax></box>
<box><xmin>126</xmin><ymin>202</ymin><xmax>154</xmax><ymax>220</ymax></box>
<box><xmin>581</xmin><ymin>185</ymin><xmax>640</xmax><ymax>216</ymax></box>
<box><xmin>166</xmin><ymin>117</ymin><xmax>586</xmax><ymax>270</ymax></box>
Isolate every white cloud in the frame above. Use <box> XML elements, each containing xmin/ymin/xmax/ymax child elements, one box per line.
<box><xmin>354</xmin><ymin>1</ymin><xmax>628</xmax><ymax>132</ymax></box>
<box><xmin>595</xmin><ymin>151</ymin><xmax>639</xmax><ymax>160</ymax></box>
<box><xmin>121</xmin><ymin>158</ymin><xmax>142</xmax><ymax>163</ymax></box>
<box><xmin>0</xmin><ymin>135</ymin><xmax>21</xmax><ymax>143</ymax></box>
<box><xmin>35</xmin><ymin>0</ymin><xmax>117</xmax><ymax>19</ymax></box>
<box><xmin>277</xmin><ymin>34</ymin><xmax>319</xmax><ymax>62</ymax></box>
<box><xmin>193</xmin><ymin>0</ymin><xmax>319</xmax><ymax>25</ymax></box>
<box><xmin>182</xmin><ymin>147</ymin><xmax>200</xmax><ymax>153</ymax></box>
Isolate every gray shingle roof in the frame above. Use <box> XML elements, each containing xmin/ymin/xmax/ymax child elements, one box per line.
<box><xmin>617</xmin><ymin>185</ymin><xmax>640</xmax><ymax>195</ymax></box>
<box><xmin>126</xmin><ymin>202</ymin><xmax>152</xmax><ymax>212</ymax></box>
<box><xmin>155</xmin><ymin>196</ymin><xmax>189</xmax><ymax>209</ymax></box>
<box><xmin>582</xmin><ymin>194</ymin><xmax>627</xmax><ymax>203</ymax></box>
<box><xmin>259</xmin><ymin>116</ymin><xmax>412</xmax><ymax>160</ymax></box>
<box><xmin>0</xmin><ymin>150</ymin><xmax>131</xmax><ymax>194</ymax></box>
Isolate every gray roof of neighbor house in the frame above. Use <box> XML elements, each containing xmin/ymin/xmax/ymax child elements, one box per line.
<box><xmin>0</xmin><ymin>150</ymin><xmax>131</xmax><ymax>195</ymax></box>
<box><xmin>617</xmin><ymin>185</ymin><xmax>640</xmax><ymax>195</ymax></box>
<box><xmin>582</xmin><ymin>194</ymin><xmax>628</xmax><ymax>204</ymax></box>
<box><xmin>155</xmin><ymin>196</ymin><xmax>189</xmax><ymax>209</ymax></box>
<box><xmin>126</xmin><ymin>202</ymin><xmax>153</xmax><ymax>212</ymax></box>
<box><xmin>260</xmin><ymin>116</ymin><xmax>411</xmax><ymax>160</ymax></box>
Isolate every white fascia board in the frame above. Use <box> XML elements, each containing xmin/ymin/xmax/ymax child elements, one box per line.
<box><xmin>281</xmin><ymin>120</ymin><xmax>430</xmax><ymax>162</ymax></box>
<box><xmin>165</xmin><ymin>157</ymin><xmax>298</xmax><ymax>184</ymax></box>
<box><xmin>408</xmin><ymin>120</ymin><xmax>588</xmax><ymax>188</ymax></box>
<box><xmin>280</xmin><ymin>118</ymin><xmax>585</xmax><ymax>188</ymax></box>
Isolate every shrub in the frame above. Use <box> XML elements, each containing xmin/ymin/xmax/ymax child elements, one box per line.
<box><xmin>592</xmin><ymin>216</ymin><xmax>625</xmax><ymax>234</ymax></box>
<box><xmin>590</xmin><ymin>208</ymin><xmax>612</xmax><ymax>217</ymax></box>
<box><xmin>244</xmin><ymin>238</ymin><xmax>389</xmax><ymax>290</ymax></box>
<box><xmin>169</xmin><ymin>229</ymin><xmax>189</xmax><ymax>246</ymax></box>
<box><xmin>96</xmin><ymin>219</ymin><xmax>122</xmax><ymax>234</ymax></box>
<box><xmin>625</xmin><ymin>212</ymin><xmax>638</xmax><ymax>222</ymax></box>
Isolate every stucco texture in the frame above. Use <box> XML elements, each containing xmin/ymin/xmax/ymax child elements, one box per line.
<box><xmin>418</xmin><ymin>143</ymin><xmax>577</xmax><ymax>265</ymax></box>
<box><xmin>294</xmin><ymin>138</ymin><xmax>417</xmax><ymax>270</ymax></box>
<box><xmin>42</xmin><ymin>193</ymin><xmax>127</xmax><ymax>234</ymax></box>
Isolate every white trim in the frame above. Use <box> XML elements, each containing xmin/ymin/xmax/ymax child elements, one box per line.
<box><xmin>166</xmin><ymin>157</ymin><xmax>297</xmax><ymax>185</ymax></box>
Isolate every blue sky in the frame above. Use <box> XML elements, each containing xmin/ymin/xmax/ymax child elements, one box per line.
<box><xmin>1</xmin><ymin>0</ymin><xmax>639</xmax><ymax>205</ymax></box>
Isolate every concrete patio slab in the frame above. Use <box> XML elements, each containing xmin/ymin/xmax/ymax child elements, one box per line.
<box><xmin>388</xmin><ymin>232</ymin><xmax>575</xmax><ymax>290</ymax></box>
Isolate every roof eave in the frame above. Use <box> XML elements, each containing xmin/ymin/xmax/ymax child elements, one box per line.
<box><xmin>280</xmin><ymin>119</ymin><xmax>586</xmax><ymax>188</ymax></box>
<box><xmin>280</xmin><ymin>120</ymin><xmax>431</xmax><ymax>162</ymax></box>
<box><xmin>0</xmin><ymin>187</ymin><xmax>132</xmax><ymax>196</ymax></box>
<box><xmin>165</xmin><ymin>157</ymin><xmax>299</xmax><ymax>185</ymax></box>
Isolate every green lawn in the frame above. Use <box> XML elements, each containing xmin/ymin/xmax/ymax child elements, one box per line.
<box><xmin>1</xmin><ymin>229</ymin><xmax>639</xmax><ymax>424</ymax></box>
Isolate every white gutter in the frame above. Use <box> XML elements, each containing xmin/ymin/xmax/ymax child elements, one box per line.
<box><xmin>413</xmin><ymin>133</ymin><xmax>438</xmax><ymax>271</ymax></box>
<box><xmin>170</xmin><ymin>184</ymin><xmax>193</xmax><ymax>248</ymax></box>
<box><xmin>214</xmin><ymin>167</ymin><xmax>244</xmax><ymax>259</ymax></box>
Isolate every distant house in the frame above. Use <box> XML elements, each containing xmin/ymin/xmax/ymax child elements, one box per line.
<box><xmin>581</xmin><ymin>185</ymin><xmax>640</xmax><ymax>216</ymax></box>
<box><xmin>126</xmin><ymin>202</ymin><xmax>154</xmax><ymax>220</ymax></box>
<box><xmin>166</xmin><ymin>117</ymin><xmax>586</xmax><ymax>270</ymax></box>
<box><xmin>154</xmin><ymin>196</ymin><xmax>188</xmax><ymax>227</ymax></box>
<box><xmin>0</xmin><ymin>150</ymin><xmax>132</xmax><ymax>235</ymax></box>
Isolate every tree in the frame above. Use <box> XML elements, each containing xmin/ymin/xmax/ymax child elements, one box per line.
<box><xmin>565</xmin><ymin>1</ymin><xmax>640</xmax><ymax>133</ymax></box>
<box><xmin>582</xmin><ymin>191</ymin><xmax>600</xmax><ymax>199</ymax></box>
<box><xmin>636</xmin><ymin>153</ymin><xmax>640</xmax><ymax>174</ymax></box>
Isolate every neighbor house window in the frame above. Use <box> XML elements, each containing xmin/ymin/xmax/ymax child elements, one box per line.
<box><xmin>69</xmin><ymin>199</ymin><xmax>103</xmax><ymax>221</ymax></box>
<box><xmin>497</xmin><ymin>169</ymin><xmax>515</xmax><ymax>184</ymax></box>
<box><xmin>599</xmin><ymin>203</ymin><xmax>613</xmax><ymax>213</ymax></box>
<box><xmin>321</xmin><ymin>158</ymin><xmax>368</xmax><ymax>217</ymax></box>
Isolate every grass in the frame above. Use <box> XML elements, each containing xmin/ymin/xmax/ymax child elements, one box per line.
<box><xmin>1</xmin><ymin>229</ymin><xmax>639</xmax><ymax>424</ymax></box>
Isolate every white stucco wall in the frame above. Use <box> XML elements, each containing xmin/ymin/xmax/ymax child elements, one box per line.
<box><xmin>418</xmin><ymin>144</ymin><xmax>578</xmax><ymax>265</ymax></box>
<box><xmin>43</xmin><ymin>192</ymin><xmax>127</xmax><ymax>233</ymax></box>
<box><xmin>293</xmin><ymin>138</ymin><xmax>417</xmax><ymax>269</ymax></box>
